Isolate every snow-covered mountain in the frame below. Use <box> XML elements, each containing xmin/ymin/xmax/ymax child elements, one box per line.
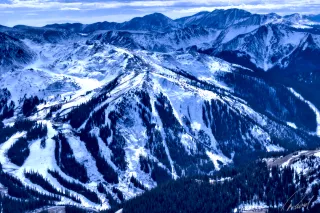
<box><xmin>120</xmin><ymin>13</ymin><xmax>179</xmax><ymax>32</ymax></box>
<box><xmin>176</xmin><ymin>9</ymin><xmax>252</xmax><ymax>29</ymax></box>
<box><xmin>0</xmin><ymin>8</ymin><xmax>320</xmax><ymax>211</ymax></box>
<box><xmin>45</xmin><ymin>13</ymin><xmax>178</xmax><ymax>33</ymax></box>
<box><xmin>86</xmin><ymin>26</ymin><xmax>219</xmax><ymax>52</ymax></box>
<box><xmin>0</xmin><ymin>32</ymin><xmax>36</xmax><ymax>70</ymax></box>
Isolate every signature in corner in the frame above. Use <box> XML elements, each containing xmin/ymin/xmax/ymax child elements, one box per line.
<box><xmin>282</xmin><ymin>188</ymin><xmax>314</xmax><ymax>211</ymax></box>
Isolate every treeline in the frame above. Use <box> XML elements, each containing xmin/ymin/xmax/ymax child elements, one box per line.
<box><xmin>53</xmin><ymin>133</ymin><xmax>89</xmax><ymax>183</ymax></box>
<box><xmin>65</xmin><ymin>76</ymin><xmax>119</xmax><ymax>130</ymax></box>
<box><xmin>22</xmin><ymin>95</ymin><xmax>42</xmax><ymax>117</ymax></box>
<box><xmin>48</xmin><ymin>170</ymin><xmax>101</xmax><ymax>204</ymax></box>
<box><xmin>63</xmin><ymin>80</ymin><xmax>128</xmax><ymax>180</ymax></box>
<box><xmin>65</xmin><ymin>205</ymin><xmax>90</xmax><ymax>213</ymax></box>
<box><xmin>25</xmin><ymin>171</ymin><xmax>81</xmax><ymax>203</ymax></box>
<box><xmin>155</xmin><ymin>93</ymin><xmax>212</xmax><ymax>176</ymax></box>
<box><xmin>79</xmin><ymin>131</ymin><xmax>119</xmax><ymax>184</ymax></box>
<box><xmin>7</xmin><ymin>122</ymin><xmax>47</xmax><ymax>166</ymax></box>
<box><xmin>0</xmin><ymin>119</ymin><xmax>35</xmax><ymax>144</ymax></box>
<box><xmin>0</xmin><ymin>195</ymin><xmax>53</xmax><ymax>213</ymax></box>
<box><xmin>97</xmin><ymin>183</ymin><xmax>119</xmax><ymax>208</ymax></box>
<box><xmin>0</xmin><ymin>163</ymin><xmax>59</xmax><ymax>213</ymax></box>
<box><xmin>112</xmin><ymin>187</ymin><xmax>124</xmax><ymax>202</ymax></box>
<box><xmin>0</xmin><ymin>88</ymin><xmax>14</xmax><ymax>121</ymax></box>
<box><xmin>0</xmin><ymin>165</ymin><xmax>59</xmax><ymax>202</ymax></box>
<box><xmin>67</xmin><ymin>87</ymin><xmax>128</xmax><ymax>172</ymax></box>
<box><xmin>7</xmin><ymin>137</ymin><xmax>30</xmax><ymax>166</ymax></box>
<box><xmin>137</xmin><ymin>91</ymin><xmax>172</xmax><ymax>172</ymax></box>
<box><xmin>66</xmin><ymin>91</ymin><xmax>109</xmax><ymax>129</ymax></box>
<box><xmin>216</xmin><ymin>70</ymin><xmax>317</xmax><ymax>132</ymax></box>
<box><xmin>46</xmin><ymin>103</ymin><xmax>62</xmax><ymax>118</ymax></box>
<box><xmin>106</xmin><ymin>110</ymin><xmax>127</xmax><ymax>171</ymax></box>
<box><xmin>138</xmin><ymin>156</ymin><xmax>172</xmax><ymax>185</ymax></box>
<box><xmin>130</xmin><ymin>176</ymin><xmax>147</xmax><ymax>191</ymax></box>
<box><xmin>26</xmin><ymin>123</ymin><xmax>47</xmax><ymax>140</ymax></box>
<box><xmin>103</xmin><ymin>160</ymin><xmax>320</xmax><ymax>213</ymax></box>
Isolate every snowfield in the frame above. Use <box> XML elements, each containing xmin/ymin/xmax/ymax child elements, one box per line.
<box><xmin>0</xmin><ymin>9</ymin><xmax>319</xmax><ymax>210</ymax></box>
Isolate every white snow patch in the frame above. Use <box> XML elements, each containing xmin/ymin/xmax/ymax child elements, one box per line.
<box><xmin>314</xmin><ymin>151</ymin><xmax>320</xmax><ymax>158</ymax></box>
<box><xmin>206</xmin><ymin>151</ymin><xmax>231</xmax><ymax>170</ymax></box>
<box><xmin>292</xmin><ymin>24</ymin><xmax>312</xmax><ymax>29</ymax></box>
<box><xmin>237</xmin><ymin>202</ymin><xmax>268</xmax><ymax>212</ymax></box>
<box><xmin>191</xmin><ymin>122</ymin><xmax>201</xmax><ymax>131</ymax></box>
<box><xmin>18</xmin><ymin>121</ymin><xmax>57</xmax><ymax>174</ymax></box>
<box><xmin>209</xmin><ymin>177</ymin><xmax>232</xmax><ymax>184</ymax></box>
<box><xmin>64</xmin><ymin>132</ymin><xmax>103</xmax><ymax>182</ymax></box>
<box><xmin>0</xmin><ymin>132</ymin><xmax>25</xmax><ymax>172</ymax></box>
<box><xmin>180</xmin><ymin>134</ymin><xmax>197</xmax><ymax>154</ymax></box>
<box><xmin>115</xmin><ymin>209</ymin><xmax>123</xmax><ymax>213</ymax></box>
<box><xmin>281</xmin><ymin>150</ymin><xmax>308</xmax><ymax>168</ymax></box>
<box><xmin>266</xmin><ymin>144</ymin><xmax>285</xmax><ymax>152</ymax></box>
<box><xmin>286</xmin><ymin>122</ymin><xmax>297</xmax><ymax>129</ymax></box>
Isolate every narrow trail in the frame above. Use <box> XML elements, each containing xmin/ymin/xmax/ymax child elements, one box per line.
<box><xmin>267</xmin><ymin>149</ymin><xmax>320</xmax><ymax>168</ymax></box>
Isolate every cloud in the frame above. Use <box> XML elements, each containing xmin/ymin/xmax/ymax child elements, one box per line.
<box><xmin>26</xmin><ymin>12</ymin><xmax>37</xmax><ymax>15</ymax></box>
<box><xmin>2</xmin><ymin>10</ymin><xmax>14</xmax><ymax>13</ymax></box>
<box><xmin>1</xmin><ymin>0</ymin><xmax>176</xmax><ymax>9</ymax></box>
<box><xmin>1</xmin><ymin>0</ymin><xmax>320</xmax><ymax>26</ymax></box>
<box><xmin>1</xmin><ymin>0</ymin><xmax>318</xmax><ymax>11</ymax></box>
<box><xmin>60</xmin><ymin>7</ymin><xmax>80</xmax><ymax>10</ymax></box>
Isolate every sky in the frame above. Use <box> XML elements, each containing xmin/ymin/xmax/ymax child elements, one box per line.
<box><xmin>0</xmin><ymin>0</ymin><xmax>320</xmax><ymax>27</ymax></box>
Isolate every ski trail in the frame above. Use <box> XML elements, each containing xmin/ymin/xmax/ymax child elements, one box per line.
<box><xmin>288</xmin><ymin>87</ymin><xmax>320</xmax><ymax>137</ymax></box>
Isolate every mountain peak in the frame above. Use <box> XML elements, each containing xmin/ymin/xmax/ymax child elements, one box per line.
<box><xmin>43</xmin><ymin>22</ymin><xmax>85</xmax><ymax>32</ymax></box>
<box><xmin>1</xmin><ymin>8</ymin><xmax>320</xmax><ymax>212</ymax></box>
<box><xmin>266</xmin><ymin>13</ymin><xmax>281</xmax><ymax>18</ymax></box>
<box><xmin>211</xmin><ymin>8</ymin><xmax>252</xmax><ymax>17</ymax></box>
<box><xmin>144</xmin><ymin>13</ymin><xmax>171</xmax><ymax>19</ymax></box>
<box><xmin>0</xmin><ymin>32</ymin><xmax>35</xmax><ymax>68</ymax></box>
<box><xmin>120</xmin><ymin>12</ymin><xmax>177</xmax><ymax>31</ymax></box>
<box><xmin>178</xmin><ymin>8</ymin><xmax>252</xmax><ymax>29</ymax></box>
<box><xmin>216</xmin><ymin>8</ymin><xmax>251</xmax><ymax>14</ymax></box>
<box><xmin>284</xmin><ymin>13</ymin><xmax>303</xmax><ymax>22</ymax></box>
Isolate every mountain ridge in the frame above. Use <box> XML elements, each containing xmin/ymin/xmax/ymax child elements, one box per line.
<box><xmin>34</xmin><ymin>9</ymin><xmax>320</xmax><ymax>33</ymax></box>
<box><xmin>0</xmin><ymin>8</ymin><xmax>320</xmax><ymax>212</ymax></box>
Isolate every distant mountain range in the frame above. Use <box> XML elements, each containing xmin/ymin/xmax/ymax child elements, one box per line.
<box><xmin>0</xmin><ymin>8</ymin><xmax>320</xmax><ymax>212</ymax></box>
<box><xmin>41</xmin><ymin>9</ymin><xmax>319</xmax><ymax>32</ymax></box>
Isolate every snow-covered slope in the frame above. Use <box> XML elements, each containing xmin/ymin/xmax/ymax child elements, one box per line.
<box><xmin>0</xmin><ymin>8</ymin><xmax>320</xmax><ymax>210</ymax></box>
<box><xmin>267</xmin><ymin>149</ymin><xmax>320</xmax><ymax>194</ymax></box>
<box><xmin>214</xmin><ymin>24</ymin><xmax>308</xmax><ymax>71</ymax></box>
<box><xmin>87</xmin><ymin>26</ymin><xmax>219</xmax><ymax>52</ymax></box>
<box><xmin>120</xmin><ymin>13</ymin><xmax>179</xmax><ymax>32</ymax></box>
<box><xmin>0</xmin><ymin>38</ymin><xmax>319</xmax><ymax>209</ymax></box>
<box><xmin>45</xmin><ymin>13</ymin><xmax>178</xmax><ymax>33</ymax></box>
<box><xmin>176</xmin><ymin>9</ymin><xmax>252</xmax><ymax>29</ymax></box>
<box><xmin>0</xmin><ymin>32</ymin><xmax>36</xmax><ymax>70</ymax></box>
